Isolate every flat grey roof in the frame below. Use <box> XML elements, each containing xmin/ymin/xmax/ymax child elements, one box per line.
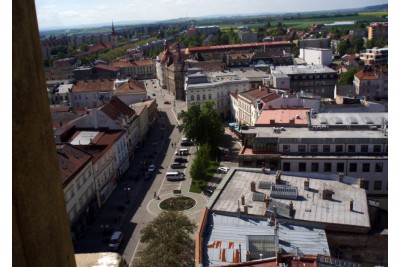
<box><xmin>242</xmin><ymin>126</ymin><xmax>388</xmax><ymax>140</ymax></box>
<box><xmin>271</xmin><ymin>65</ymin><xmax>337</xmax><ymax>75</ymax></box>
<box><xmin>211</xmin><ymin>169</ymin><xmax>370</xmax><ymax>229</ymax></box>
<box><xmin>310</xmin><ymin>112</ymin><xmax>387</xmax><ymax>127</ymax></box>
<box><xmin>203</xmin><ymin>212</ymin><xmax>330</xmax><ymax>266</ymax></box>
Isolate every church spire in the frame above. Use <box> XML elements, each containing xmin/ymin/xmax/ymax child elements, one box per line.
<box><xmin>112</xmin><ymin>20</ymin><xmax>116</xmax><ymax>36</ymax></box>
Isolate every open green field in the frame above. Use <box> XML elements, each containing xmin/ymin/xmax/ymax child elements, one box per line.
<box><xmin>219</xmin><ymin>12</ymin><xmax>388</xmax><ymax>32</ymax></box>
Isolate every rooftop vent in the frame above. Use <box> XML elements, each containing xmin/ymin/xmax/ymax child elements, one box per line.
<box><xmin>253</xmin><ymin>192</ymin><xmax>266</xmax><ymax>202</ymax></box>
<box><xmin>270</xmin><ymin>185</ymin><xmax>298</xmax><ymax>200</ymax></box>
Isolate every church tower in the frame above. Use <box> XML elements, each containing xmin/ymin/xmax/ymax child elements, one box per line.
<box><xmin>111</xmin><ymin>21</ymin><xmax>118</xmax><ymax>48</ymax></box>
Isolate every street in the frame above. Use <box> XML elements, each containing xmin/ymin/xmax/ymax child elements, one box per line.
<box><xmin>74</xmin><ymin>79</ymin><xmax>243</xmax><ymax>266</ymax></box>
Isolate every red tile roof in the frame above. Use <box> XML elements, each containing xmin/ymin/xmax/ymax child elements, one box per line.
<box><xmin>72</xmin><ymin>79</ymin><xmax>115</xmax><ymax>93</ymax></box>
<box><xmin>114</xmin><ymin>79</ymin><xmax>146</xmax><ymax>94</ymax></box>
<box><xmin>56</xmin><ymin>144</ymin><xmax>92</xmax><ymax>187</ymax></box>
<box><xmin>354</xmin><ymin>70</ymin><xmax>378</xmax><ymax>80</ymax></box>
<box><xmin>94</xmin><ymin>64</ymin><xmax>119</xmax><ymax>72</ymax></box>
<box><xmin>188</xmin><ymin>41</ymin><xmax>291</xmax><ymax>53</ymax></box>
<box><xmin>255</xmin><ymin>107</ymin><xmax>310</xmax><ymax>126</ymax></box>
<box><xmin>99</xmin><ymin>96</ymin><xmax>136</xmax><ymax>121</ymax></box>
<box><xmin>77</xmin><ymin>42</ymin><xmax>113</xmax><ymax>57</ymax></box>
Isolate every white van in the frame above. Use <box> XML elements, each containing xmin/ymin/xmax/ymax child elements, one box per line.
<box><xmin>175</xmin><ymin>148</ymin><xmax>189</xmax><ymax>156</ymax></box>
<box><xmin>166</xmin><ymin>171</ymin><xmax>185</xmax><ymax>181</ymax></box>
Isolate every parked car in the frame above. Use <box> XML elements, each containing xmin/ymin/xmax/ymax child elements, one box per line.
<box><xmin>152</xmin><ymin>93</ymin><xmax>156</xmax><ymax>96</ymax></box>
<box><xmin>109</xmin><ymin>231</ymin><xmax>123</xmax><ymax>251</ymax></box>
<box><xmin>148</xmin><ymin>164</ymin><xmax>156</xmax><ymax>172</ymax></box>
<box><xmin>164</xmin><ymin>101</ymin><xmax>171</xmax><ymax>104</ymax></box>
<box><xmin>171</xmin><ymin>162</ymin><xmax>185</xmax><ymax>169</ymax></box>
<box><xmin>174</xmin><ymin>157</ymin><xmax>188</xmax><ymax>163</ymax></box>
<box><xmin>175</xmin><ymin>149</ymin><xmax>189</xmax><ymax>156</ymax></box>
<box><xmin>144</xmin><ymin>171</ymin><xmax>152</xmax><ymax>180</ymax></box>
<box><xmin>203</xmin><ymin>187</ymin><xmax>214</xmax><ymax>197</ymax></box>
<box><xmin>217</xmin><ymin>167</ymin><xmax>229</xmax><ymax>173</ymax></box>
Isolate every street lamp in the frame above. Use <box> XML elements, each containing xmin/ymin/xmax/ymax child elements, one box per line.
<box><xmin>124</xmin><ymin>187</ymin><xmax>131</xmax><ymax>203</ymax></box>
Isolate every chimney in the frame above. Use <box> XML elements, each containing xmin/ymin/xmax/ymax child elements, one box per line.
<box><xmin>241</xmin><ymin>194</ymin><xmax>245</xmax><ymax>205</ymax></box>
<box><xmin>304</xmin><ymin>178</ymin><xmax>310</xmax><ymax>190</ymax></box>
<box><xmin>246</xmin><ymin>251</ymin><xmax>251</xmax><ymax>262</ymax></box>
<box><xmin>244</xmin><ymin>205</ymin><xmax>248</xmax><ymax>214</ymax></box>
<box><xmin>275</xmin><ymin>170</ymin><xmax>281</xmax><ymax>184</ymax></box>
<box><xmin>237</xmin><ymin>200</ymin><xmax>241</xmax><ymax>213</ymax></box>
<box><xmin>338</xmin><ymin>172</ymin><xmax>344</xmax><ymax>183</ymax></box>
<box><xmin>273</xmin><ymin>205</ymin><xmax>278</xmax><ymax>218</ymax></box>
<box><xmin>358</xmin><ymin>178</ymin><xmax>365</xmax><ymax>189</ymax></box>
<box><xmin>274</xmin><ymin>220</ymin><xmax>279</xmax><ymax>234</ymax></box>
<box><xmin>265</xmin><ymin>195</ymin><xmax>271</xmax><ymax>208</ymax></box>
<box><xmin>350</xmin><ymin>198</ymin><xmax>354</xmax><ymax>211</ymax></box>
<box><xmin>289</xmin><ymin>201</ymin><xmax>293</xmax><ymax>215</ymax></box>
<box><xmin>250</xmin><ymin>181</ymin><xmax>256</xmax><ymax>192</ymax></box>
<box><xmin>276</xmin><ymin>248</ymin><xmax>282</xmax><ymax>265</ymax></box>
<box><xmin>322</xmin><ymin>189</ymin><xmax>334</xmax><ymax>200</ymax></box>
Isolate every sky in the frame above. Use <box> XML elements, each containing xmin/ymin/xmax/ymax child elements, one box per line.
<box><xmin>35</xmin><ymin>0</ymin><xmax>388</xmax><ymax>30</ymax></box>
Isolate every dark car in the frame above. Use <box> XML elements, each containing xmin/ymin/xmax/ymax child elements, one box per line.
<box><xmin>171</xmin><ymin>162</ymin><xmax>185</xmax><ymax>169</ymax></box>
<box><xmin>174</xmin><ymin>157</ymin><xmax>188</xmax><ymax>163</ymax></box>
<box><xmin>164</xmin><ymin>101</ymin><xmax>171</xmax><ymax>104</ymax></box>
<box><xmin>203</xmin><ymin>188</ymin><xmax>214</xmax><ymax>197</ymax></box>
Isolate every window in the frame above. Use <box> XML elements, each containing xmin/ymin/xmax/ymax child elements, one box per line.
<box><xmin>208</xmin><ymin>94</ymin><xmax>212</xmax><ymax>99</ymax></box>
<box><xmin>310</xmin><ymin>145</ymin><xmax>318</xmax><ymax>153</ymax></box>
<box><xmin>283</xmin><ymin>162</ymin><xmax>291</xmax><ymax>171</ymax></box>
<box><xmin>299</xmin><ymin>162</ymin><xmax>307</xmax><ymax>172</ymax></box>
<box><xmin>283</xmin><ymin>145</ymin><xmax>290</xmax><ymax>152</ymax></box>
<box><xmin>349</xmin><ymin>163</ymin><xmax>357</xmax><ymax>172</ymax></box>
<box><xmin>347</xmin><ymin>145</ymin><xmax>356</xmax><ymax>153</ymax></box>
<box><xmin>203</xmin><ymin>94</ymin><xmax>206</xmax><ymax>100</ymax></box>
<box><xmin>361</xmin><ymin>145</ymin><xmax>368</xmax><ymax>152</ymax></box>
<box><xmin>196</xmin><ymin>95</ymin><xmax>200</xmax><ymax>101</ymax></box>
<box><xmin>298</xmin><ymin>145</ymin><xmax>306</xmax><ymax>153</ymax></box>
<box><xmin>190</xmin><ymin>95</ymin><xmax>194</xmax><ymax>102</ymax></box>
<box><xmin>337</xmin><ymin>163</ymin><xmax>345</xmax><ymax>172</ymax></box>
<box><xmin>362</xmin><ymin>163</ymin><xmax>370</xmax><ymax>172</ymax></box>
<box><xmin>373</xmin><ymin>145</ymin><xmax>381</xmax><ymax>153</ymax></box>
<box><xmin>374</xmin><ymin>181</ymin><xmax>382</xmax><ymax>190</ymax></box>
<box><xmin>364</xmin><ymin>180</ymin><xmax>369</xmax><ymax>190</ymax></box>
<box><xmin>335</xmin><ymin>145</ymin><xmax>343</xmax><ymax>152</ymax></box>
<box><xmin>311</xmin><ymin>163</ymin><xmax>319</xmax><ymax>172</ymax></box>
<box><xmin>375</xmin><ymin>163</ymin><xmax>383</xmax><ymax>172</ymax></box>
<box><xmin>323</xmin><ymin>145</ymin><xmax>330</xmax><ymax>152</ymax></box>
<box><xmin>324</xmin><ymin>163</ymin><xmax>332</xmax><ymax>172</ymax></box>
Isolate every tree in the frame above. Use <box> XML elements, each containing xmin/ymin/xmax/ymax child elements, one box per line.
<box><xmin>190</xmin><ymin>143</ymin><xmax>211</xmax><ymax>181</ymax></box>
<box><xmin>177</xmin><ymin>101</ymin><xmax>224</xmax><ymax>149</ymax></box>
<box><xmin>133</xmin><ymin>211</ymin><xmax>196</xmax><ymax>267</ymax></box>
<box><xmin>338</xmin><ymin>69</ymin><xmax>358</xmax><ymax>85</ymax></box>
<box><xmin>350</xmin><ymin>36</ymin><xmax>364</xmax><ymax>53</ymax></box>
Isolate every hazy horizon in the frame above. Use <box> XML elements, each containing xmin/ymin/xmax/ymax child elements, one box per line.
<box><xmin>35</xmin><ymin>0</ymin><xmax>388</xmax><ymax>30</ymax></box>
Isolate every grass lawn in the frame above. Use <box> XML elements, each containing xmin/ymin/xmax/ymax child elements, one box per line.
<box><xmin>189</xmin><ymin>161</ymin><xmax>219</xmax><ymax>193</ymax></box>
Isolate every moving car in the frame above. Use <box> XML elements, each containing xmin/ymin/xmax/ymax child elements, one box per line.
<box><xmin>144</xmin><ymin>171</ymin><xmax>152</xmax><ymax>180</ymax></box>
<box><xmin>217</xmin><ymin>167</ymin><xmax>229</xmax><ymax>173</ymax></box>
<box><xmin>148</xmin><ymin>164</ymin><xmax>156</xmax><ymax>172</ymax></box>
<box><xmin>109</xmin><ymin>231</ymin><xmax>123</xmax><ymax>251</ymax></box>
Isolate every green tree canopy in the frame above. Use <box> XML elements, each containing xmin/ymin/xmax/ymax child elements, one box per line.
<box><xmin>177</xmin><ymin>101</ymin><xmax>224</xmax><ymax>149</ymax></box>
<box><xmin>190</xmin><ymin>143</ymin><xmax>211</xmax><ymax>181</ymax></box>
<box><xmin>338</xmin><ymin>69</ymin><xmax>359</xmax><ymax>85</ymax></box>
<box><xmin>133</xmin><ymin>211</ymin><xmax>196</xmax><ymax>267</ymax></box>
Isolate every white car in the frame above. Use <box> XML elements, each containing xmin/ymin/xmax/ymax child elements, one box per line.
<box><xmin>217</xmin><ymin>167</ymin><xmax>229</xmax><ymax>173</ymax></box>
<box><xmin>148</xmin><ymin>165</ymin><xmax>156</xmax><ymax>172</ymax></box>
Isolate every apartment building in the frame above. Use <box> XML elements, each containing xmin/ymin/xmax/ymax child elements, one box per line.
<box><xmin>238</xmin><ymin>111</ymin><xmax>388</xmax><ymax>195</ymax></box>
<box><xmin>368</xmin><ymin>22</ymin><xmax>388</xmax><ymax>41</ymax></box>
<box><xmin>360</xmin><ymin>47</ymin><xmax>388</xmax><ymax>66</ymax></box>
<box><xmin>237</xmin><ymin>26</ymin><xmax>258</xmax><ymax>43</ymax></box>
<box><xmin>111</xmin><ymin>59</ymin><xmax>156</xmax><ymax>80</ymax></box>
<box><xmin>185</xmin><ymin>69</ymin><xmax>251</xmax><ymax>118</ymax></box>
<box><xmin>353</xmin><ymin>66</ymin><xmax>388</xmax><ymax>100</ymax></box>
<box><xmin>271</xmin><ymin>65</ymin><xmax>338</xmax><ymax>98</ymax></box>
<box><xmin>70</xmin><ymin>79</ymin><xmax>116</xmax><ymax>108</ymax></box>
<box><xmin>57</xmin><ymin>144</ymin><xmax>96</xmax><ymax>238</ymax></box>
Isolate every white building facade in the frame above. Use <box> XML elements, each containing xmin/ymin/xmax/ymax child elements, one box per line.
<box><xmin>299</xmin><ymin>47</ymin><xmax>332</xmax><ymax>66</ymax></box>
<box><xmin>185</xmin><ymin>70</ymin><xmax>251</xmax><ymax>118</ymax></box>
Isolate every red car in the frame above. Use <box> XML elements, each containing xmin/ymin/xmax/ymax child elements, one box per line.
<box><xmin>164</xmin><ymin>101</ymin><xmax>171</xmax><ymax>104</ymax></box>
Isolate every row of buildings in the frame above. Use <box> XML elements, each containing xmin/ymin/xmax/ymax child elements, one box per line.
<box><xmin>53</xmin><ymin>95</ymin><xmax>158</xmax><ymax>238</ymax></box>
